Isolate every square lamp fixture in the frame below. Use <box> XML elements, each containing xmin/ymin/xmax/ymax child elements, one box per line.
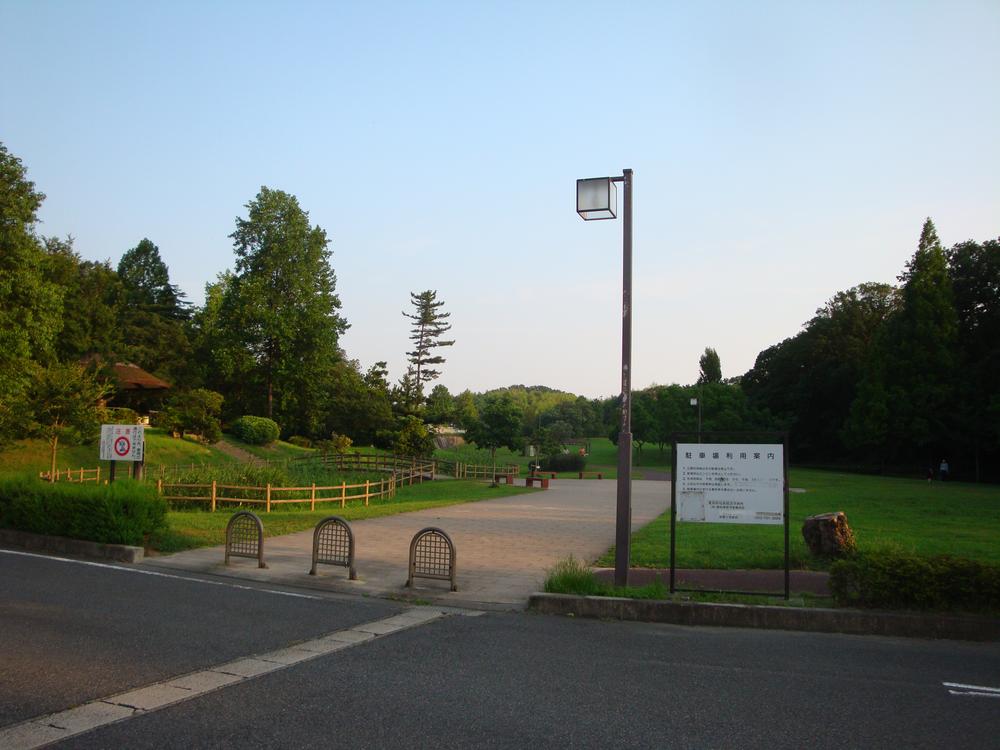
<box><xmin>576</xmin><ymin>177</ymin><xmax>617</xmax><ymax>220</ymax></box>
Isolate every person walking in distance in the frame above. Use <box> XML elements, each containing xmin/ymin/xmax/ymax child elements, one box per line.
<box><xmin>939</xmin><ymin>458</ymin><xmax>950</xmax><ymax>481</ymax></box>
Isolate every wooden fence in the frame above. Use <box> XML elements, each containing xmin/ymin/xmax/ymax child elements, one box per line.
<box><xmin>40</xmin><ymin>452</ymin><xmax>519</xmax><ymax>491</ymax></box>
<box><xmin>447</xmin><ymin>462</ymin><xmax>519</xmax><ymax>479</ymax></box>
<box><xmin>38</xmin><ymin>467</ymin><xmax>101</xmax><ymax>483</ymax></box>
<box><xmin>156</xmin><ymin>460</ymin><xmax>435</xmax><ymax>512</ymax></box>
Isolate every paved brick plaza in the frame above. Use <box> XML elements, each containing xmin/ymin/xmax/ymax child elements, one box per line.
<box><xmin>144</xmin><ymin>479</ymin><xmax>672</xmax><ymax>608</ymax></box>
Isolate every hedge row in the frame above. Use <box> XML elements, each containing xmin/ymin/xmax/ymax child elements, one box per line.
<box><xmin>829</xmin><ymin>550</ymin><xmax>1000</xmax><ymax>614</ymax></box>
<box><xmin>229</xmin><ymin>416</ymin><xmax>280</xmax><ymax>445</ymax></box>
<box><xmin>0</xmin><ymin>476</ymin><xmax>167</xmax><ymax>546</ymax></box>
<box><xmin>541</xmin><ymin>453</ymin><xmax>587</xmax><ymax>472</ymax></box>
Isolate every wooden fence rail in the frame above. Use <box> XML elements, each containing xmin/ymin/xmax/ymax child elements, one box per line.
<box><xmin>155</xmin><ymin>462</ymin><xmax>430</xmax><ymax>512</ymax></box>
<box><xmin>40</xmin><ymin>453</ymin><xmax>519</xmax><ymax>490</ymax></box>
<box><xmin>39</xmin><ymin>467</ymin><xmax>101</xmax><ymax>483</ymax></box>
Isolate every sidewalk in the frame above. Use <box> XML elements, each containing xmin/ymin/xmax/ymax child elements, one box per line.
<box><xmin>144</xmin><ymin>479</ymin><xmax>672</xmax><ymax>610</ymax></box>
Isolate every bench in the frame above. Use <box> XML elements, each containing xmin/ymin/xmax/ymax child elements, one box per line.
<box><xmin>529</xmin><ymin>471</ymin><xmax>558</xmax><ymax>479</ymax></box>
<box><xmin>578</xmin><ymin>471</ymin><xmax>604</xmax><ymax>479</ymax></box>
<box><xmin>525</xmin><ymin>476</ymin><xmax>550</xmax><ymax>489</ymax></box>
<box><xmin>493</xmin><ymin>473</ymin><xmax>515</xmax><ymax>485</ymax></box>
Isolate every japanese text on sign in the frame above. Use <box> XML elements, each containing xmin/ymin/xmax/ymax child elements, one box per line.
<box><xmin>676</xmin><ymin>443</ymin><xmax>783</xmax><ymax>525</ymax></box>
<box><xmin>99</xmin><ymin>424</ymin><xmax>145</xmax><ymax>462</ymax></box>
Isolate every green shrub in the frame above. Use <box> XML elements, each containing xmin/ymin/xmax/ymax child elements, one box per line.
<box><xmin>287</xmin><ymin>435</ymin><xmax>313</xmax><ymax>448</ymax></box>
<box><xmin>373</xmin><ymin>429</ymin><xmax>397</xmax><ymax>451</ymax></box>
<box><xmin>829</xmin><ymin>550</ymin><xmax>1000</xmax><ymax>614</ymax></box>
<box><xmin>0</xmin><ymin>475</ymin><xmax>167</xmax><ymax>546</ymax></box>
<box><xmin>106</xmin><ymin>407</ymin><xmax>141</xmax><ymax>424</ymax></box>
<box><xmin>315</xmin><ymin>433</ymin><xmax>353</xmax><ymax>453</ymax></box>
<box><xmin>541</xmin><ymin>453</ymin><xmax>587</xmax><ymax>472</ymax></box>
<box><xmin>158</xmin><ymin>389</ymin><xmax>224</xmax><ymax>443</ymax></box>
<box><xmin>230</xmin><ymin>416</ymin><xmax>280</xmax><ymax>445</ymax></box>
<box><xmin>393</xmin><ymin>416</ymin><xmax>435</xmax><ymax>458</ymax></box>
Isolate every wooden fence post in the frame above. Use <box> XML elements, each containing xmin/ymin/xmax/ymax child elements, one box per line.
<box><xmin>311</xmin><ymin>483</ymin><xmax>316</xmax><ymax>512</ymax></box>
<box><xmin>211</xmin><ymin>480</ymin><xmax>217</xmax><ymax>512</ymax></box>
<box><xmin>341</xmin><ymin>481</ymin><xmax>346</xmax><ymax>509</ymax></box>
<box><xmin>364</xmin><ymin>480</ymin><xmax>370</xmax><ymax>507</ymax></box>
<box><xmin>157</xmin><ymin>478</ymin><xmax>163</xmax><ymax>495</ymax></box>
<box><xmin>266</xmin><ymin>483</ymin><xmax>271</xmax><ymax>513</ymax></box>
<box><xmin>97</xmin><ymin>466</ymin><xmax>101</xmax><ymax>483</ymax></box>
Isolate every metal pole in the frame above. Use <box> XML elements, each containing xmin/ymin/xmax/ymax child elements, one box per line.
<box><xmin>614</xmin><ymin>168</ymin><xmax>634</xmax><ymax>588</ymax></box>
<box><xmin>669</xmin><ymin>436</ymin><xmax>677</xmax><ymax>593</ymax></box>
<box><xmin>783</xmin><ymin>432</ymin><xmax>790</xmax><ymax>600</ymax></box>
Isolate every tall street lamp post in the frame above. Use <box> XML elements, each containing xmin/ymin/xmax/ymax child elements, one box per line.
<box><xmin>576</xmin><ymin>169</ymin><xmax>633</xmax><ymax>587</ymax></box>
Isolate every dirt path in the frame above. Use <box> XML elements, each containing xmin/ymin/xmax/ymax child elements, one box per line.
<box><xmin>211</xmin><ymin>439</ymin><xmax>259</xmax><ymax>465</ymax></box>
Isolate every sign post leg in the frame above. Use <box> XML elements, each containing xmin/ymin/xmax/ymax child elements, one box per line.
<box><xmin>109</xmin><ymin>461</ymin><xmax>116</xmax><ymax>484</ymax></box>
<box><xmin>670</xmin><ymin>437</ymin><xmax>677</xmax><ymax>594</ymax></box>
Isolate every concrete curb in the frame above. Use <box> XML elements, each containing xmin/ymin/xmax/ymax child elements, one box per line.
<box><xmin>0</xmin><ymin>528</ymin><xmax>144</xmax><ymax>563</ymax></box>
<box><xmin>528</xmin><ymin>592</ymin><xmax>1000</xmax><ymax>642</ymax></box>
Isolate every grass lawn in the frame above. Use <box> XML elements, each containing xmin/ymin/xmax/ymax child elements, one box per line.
<box><xmin>586</xmin><ymin>437</ymin><xmax>672</xmax><ymax>475</ymax></box>
<box><xmin>595</xmin><ymin>468</ymin><xmax>1000</xmax><ymax>570</ymax></box>
<box><xmin>0</xmin><ymin>428</ymin><xmax>237</xmax><ymax>478</ymax></box>
<box><xmin>152</xmin><ymin>479</ymin><xmax>537</xmax><ymax>553</ymax></box>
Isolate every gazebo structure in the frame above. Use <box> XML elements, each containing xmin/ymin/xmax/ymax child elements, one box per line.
<box><xmin>107</xmin><ymin>361</ymin><xmax>171</xmax><ymax>414</ymax></box>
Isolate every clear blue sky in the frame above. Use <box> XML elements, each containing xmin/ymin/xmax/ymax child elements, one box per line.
<box><xmin>3</xmin><ymin>1</ymin><xmax>998</xmax><ymax>397</ymax></box>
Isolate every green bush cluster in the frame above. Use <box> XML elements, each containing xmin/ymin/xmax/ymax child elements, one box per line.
<box><xmin>829</xmin><ymin>550</ymin><xmax>1000</xmax><ymax>614</ymax></box>
<box><xmin>541</xmin><ymin>453</ymin><xmax>587</xmax><ymax>472</ymax></box>
<box><xmin>229</xmin><ymin>416</ymin><xmax>280</xmax><ymax>445</ymax></box>
<box><xmin>0</xmin><ymin>475</ymin><xmax>167</xmax><ymax>546</ymax></box>
<box><xmin>287</xmin><ymin>435</ymin><xmax>313</xmax><ymax>448</ymax></box>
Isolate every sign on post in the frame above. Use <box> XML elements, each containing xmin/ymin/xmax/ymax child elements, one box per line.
<box><xmin>670</xmin><ymin>433</ymin><xmax>790</xmax><ymax>599</ymax></box>
<box><xmin>100</xmin><ymin>424</ymin><xmax>145</xmax><ymax>462</ymax></box>
<box><xmin>675</xmin><ymin>443</ymin><xmax>784</xmax><ymax>525</ymax></box>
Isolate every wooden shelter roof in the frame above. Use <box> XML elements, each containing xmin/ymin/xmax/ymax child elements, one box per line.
<box><xmin>112</xmin><ymin>362</ymin><xmax>171</xmax><ymax>390</ymax></box>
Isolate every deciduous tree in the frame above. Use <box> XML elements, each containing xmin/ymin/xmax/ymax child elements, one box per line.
<box><xmin>0</xmin><ymin>143</ymin><xmax>62</xmax><ymax>441</ymax></box>
<box><xmin>25</xmin><ymin>363</ymin><xmax>112</xmax><ymax>479</ymax></box>
<box><xmin>218</xmin><ymin>187</ymin><xmax>348</xmax><ymax>432</ymax></box>
<box><xmin>466</xmin><ymin>394</ymin><xmax>523</xmax><ymax>479</ymax></box>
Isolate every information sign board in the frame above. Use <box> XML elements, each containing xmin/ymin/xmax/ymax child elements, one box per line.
<box><xmin>675</xmin><ymin>443</ymin><xmax>784</xmax><ymax>525</ymax></box>
<box><xmin>99</xmin><ymin>424</ymin><xmax>144</xmax><ymax>462</ymax></box>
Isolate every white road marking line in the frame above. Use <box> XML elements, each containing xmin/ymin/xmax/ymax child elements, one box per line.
<box><xmin>0</xmin><ymin>548</ymin><xmax>321</xmax><ymax>599</ymax></box>
<box><xmin>947</xmin><ymin>690</ymin><xmax>1000</xmax><ymax>698</ymax></box>
<box><xmin>943</xmin><ymin>681</ymin><xmax>1000</xmax><ymax>697</ymax></box>
<box><xmin>0</xmin><ymin>609</ymin><xmax>447</xmax><ymax>750</ymax></box>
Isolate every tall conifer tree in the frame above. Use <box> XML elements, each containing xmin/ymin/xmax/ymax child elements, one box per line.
<box><xmin>402</xmin><ymin>290</ymin><xmax>454</xmax><ymax>403</ymax></box>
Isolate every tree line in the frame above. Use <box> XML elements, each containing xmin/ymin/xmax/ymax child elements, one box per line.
<box><xmin>2</xmin><ymin>140</ymin><xmax>995</xmax><ymax>478</ymax></box>
<box><xmin>742</xmin><ymin>220</ymin><xmax>998</xmax><ymax>481</ymax></box>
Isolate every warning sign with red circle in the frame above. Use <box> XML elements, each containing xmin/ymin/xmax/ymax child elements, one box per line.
<box><xmin>100</xmin><ymin>424</ymin><xmax>144</xmax><ymax>462</ymax></box>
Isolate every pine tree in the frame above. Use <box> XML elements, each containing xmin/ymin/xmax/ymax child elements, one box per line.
<box><xmin>402</xmin><ymin>290</ymin><xmax>454</xmax><ymax>402</ymax></box>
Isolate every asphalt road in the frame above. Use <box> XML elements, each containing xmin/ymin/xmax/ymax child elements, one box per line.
<box><xmin>3</xmin><ymin>548</ymin><xmax>999</xmax><ymax>749</ymax></box>
<box><xmin>0</xmin><ymin>550</ymin><xmax>400</xmax><ymax>726</ymax></box>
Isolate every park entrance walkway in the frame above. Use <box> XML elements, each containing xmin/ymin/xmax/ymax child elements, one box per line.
<box><xmin>143</xmin><ymin>480</ymin><xmax>672</xmax><ymax>610</ymax></box>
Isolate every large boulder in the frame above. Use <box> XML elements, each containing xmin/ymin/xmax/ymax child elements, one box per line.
<box><xmin>802</xmin><ymin>512</ymin><xmax>857</xmax><ymax>557</ymax></box>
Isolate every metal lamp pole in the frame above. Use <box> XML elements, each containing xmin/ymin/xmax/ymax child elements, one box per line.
<box><xmin>614</xmin><ymin>169</ymin><xmax>633</xmax><ymax>588</ymax></box>
<box><xmin>576</xmin><ymin>168</ymin><xmax>634</xmax><ymax>588</ymax></box>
